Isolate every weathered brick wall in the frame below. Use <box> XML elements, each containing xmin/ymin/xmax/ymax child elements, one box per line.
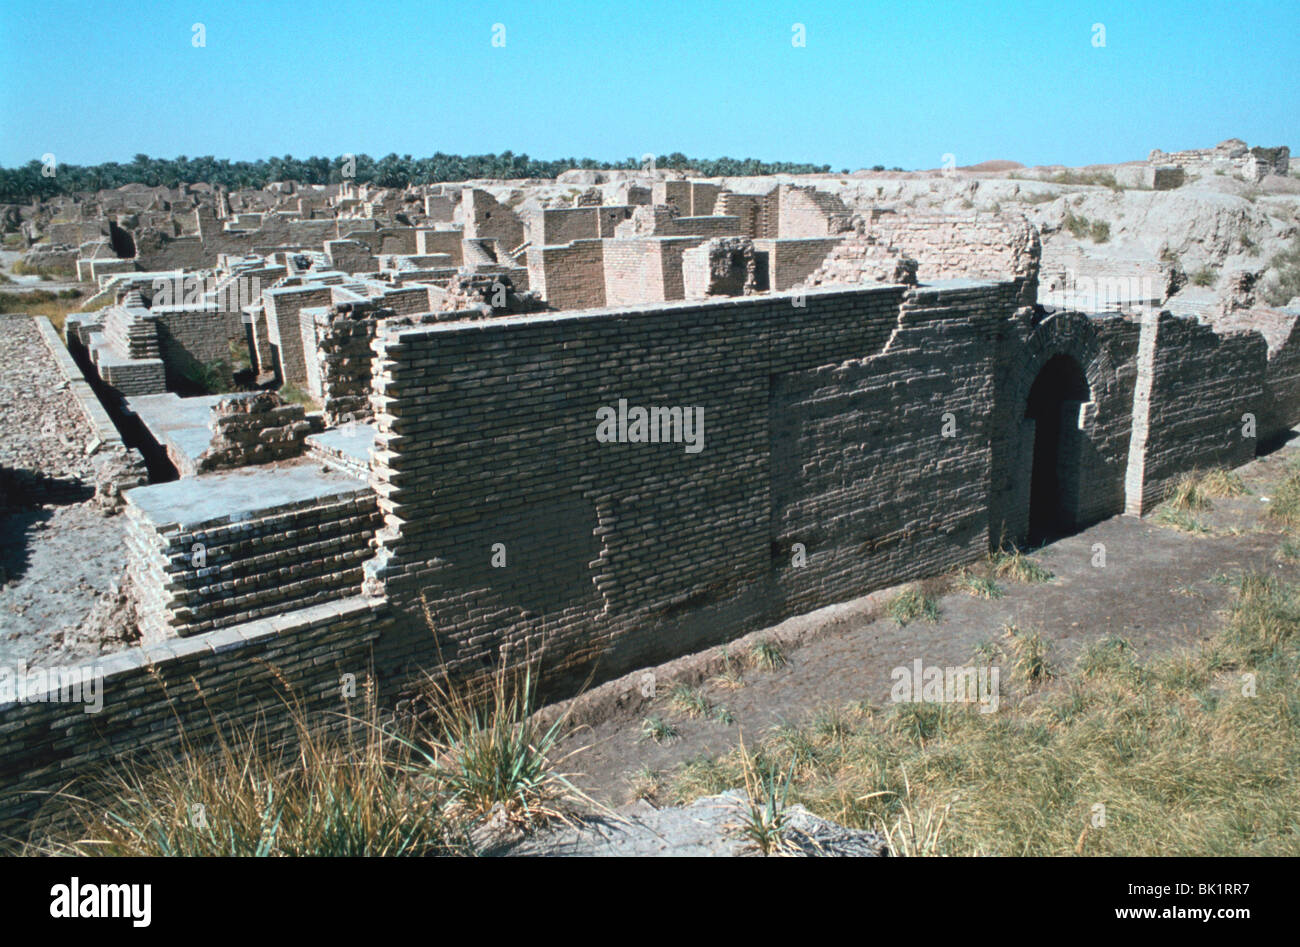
<box><xmin>655</xmin><ymin>215</ymin><xmax>743</xmax><ymax>239</ymax></box>
<box><xmin>531</xmin><ymin>207</ymin><xmax>601</xmax><ymax>246</ymax></box>
<box><xmin>323</xmin><ymin>239</ymin><xmax>377</xmax><ymax>274</ymax></box>
<box><xmin>463</xmin><ymin>189</ymin><xmax>525</xmax><ymax>252</ymax></box>
<box><xmin>424</xmin><ymin>194</ymin><xmax>455</xmax><ymax>220</ymax></box>
<box><xmin>527</xmin><ymin>239</ymin><xmax>606</xmax><ymax>310</ymax></box>
<box><xmin>1125</xmin><ymin>311</ymin><xmax>1266</xmax><ymax>514</ymax></box>
<box><xmin>1260</xmin><ymin>313</ymin><xmax>1300</xmax><ymax>444</ymax></box>
<box><xmin>715</xmin><ymin>192</ymin><xmax>761</xmax><ymax>237</ymax></box>
<box><xmin>690</xmin><ymin>182</ymin><xmax>721</xmax><ymax>216</ymax></box>
<box><xmin>263</xmin><ymin>285</ymin><xmax>333</xmax><ymax>383</ymax></box>
<box><xmin>377</xmin><ymin>286</ymin><xmax>434</xmax><ymax>316</ymax></box>
<box><xmin>652</xmin><ymin>181</ymin><xmax>692</xmax><ymax>212</ymax></box>
<box><xmin>602</xmin><ymin>240</ymin><xmax>667</xmax><ymax>306</ymax></box>
<box><xmin>597</xmin><ymin>205</ymin><xmax>636</xmax><ymax>237</ymax></box>
<box><xmin>777</xmin><ymin>185</ymin><xmax>849</xmax><ymax>238</ymax></box>
<box><xmin>769</xmin><ymin>283</ymin><xmax>1011</xmax><ymax>615</ymax></box>
<box><xmin>0</xmin><ymin>597</ymin><xmax>387</xmax><ymax>839</ymax></box>
<box><xmin>657</xmin><ymin>237</ymin><xmax>710</xmax><ymax>301</ymax></box>
<box><xmin>871</xmin><ymin>212</ymin><xmax>1041</xmax><ymax>305</ymax></box>
<box><xmin>152</xmin><ymin>308</ymin><xmax>247</xmax><ymax>390</ymax></box>
<box><xmin>338</xmin><ymin>227</ymin><xmax>419</xmax><ymax>257</ymax></box>
<box><xmin>302</xmin><ymin>307</ymin><xmax>383</xmax><ymax>424</ymax></box>
<box><xmin>1213</xmin><ymin>308</ymin><xmax>1300</xmax><ymax>445</ymax></box>
<box><xmin>415</xmin><ymin>228</ymin><xmax>464</xmax><ymax>264</ymax></box>
<box><xmin>364</xmin><ymin>282</ymin><xmax>1011</xmax><ymax>694</ymax></box>
<box><xmin>754</xmin><ymin>237</ymin><xmax>844</xmax><ymax>290</ymax></box>
<box><xmin>132</xmin><ymin>216</ymin><xmax>338</xmax><ymax>271</ymax></box>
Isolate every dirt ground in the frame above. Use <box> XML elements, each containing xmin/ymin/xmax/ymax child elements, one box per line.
<box><xmin>0</xmin><ymin>312</ymin><xmax>133</xmax><ymax>667</ymax></box>
<box><xmin>0</xmin><ymin>502</ymin><xmax>133</xmax><ymax>666</ymax></box>
<box><xmin>557</xmin><ymin>441</ymin><xmax>1300</xmax><ymax>808</ymax></box>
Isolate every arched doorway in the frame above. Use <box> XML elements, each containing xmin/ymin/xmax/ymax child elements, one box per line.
<box><xmin>1024</xmin><ymin>354</ymin><xmax>1090</xmax><ymax>543</ymax></box>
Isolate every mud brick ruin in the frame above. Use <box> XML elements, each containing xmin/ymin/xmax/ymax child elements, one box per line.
<box><xmin>1148</xmin><ymin>138</ymin><xmax>1292</xmax><ymax>185</ymax></box>
<box><xmin>2</xmin><ymin>153</ymin><xmax>1298</xmax><ymax>833</ymax></box>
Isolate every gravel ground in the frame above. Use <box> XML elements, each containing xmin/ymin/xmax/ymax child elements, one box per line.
<box><xmin>0</xmin><ymin>314</ymin><xmax>99</xmax><ymax>494</ymax></box>
<box><xmin>0</xmin><ymin>313</ymin><xmax>133</xmax><ymax>667</ymax></box>
<box><xmin>501</xmin><ymin>793</ymin><xmax>889</xmax><ymax>857</ymax></box>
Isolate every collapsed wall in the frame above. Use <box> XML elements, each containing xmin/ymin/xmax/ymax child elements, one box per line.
<box><xmin>870</xmin><ymin>211</ymin><xmax>1041</xmax><ymax>306</ymax></box>
<box><xmin>1209</xmin><ymin>306</ymin><xmax>1300</xmax><ymax>446</ymax></box>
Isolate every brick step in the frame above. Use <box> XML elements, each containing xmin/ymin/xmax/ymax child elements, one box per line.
<box><xmin>161</xmin><ymin>522</ymin><xmax>379</xmax><ymax>590</ymax></box>
<box><xmin>146</xmin><ymin>493</ymin><xmax>375</xmax><ymax>551</ymax></box>
<box><xmin>166</xmin><ymin>568</ymin><xmax>369</xmax><ymax>635</ymax></box>
<box><xmin>170</xmin><ymin>546</ymin><xmax>374</xmax><ymax>611</ymax></box>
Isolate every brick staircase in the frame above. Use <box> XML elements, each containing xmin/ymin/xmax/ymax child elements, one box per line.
<box><xmin>125</xmin><ymin>483</ymin><xmax>381</xmax><ymax>639</ymax></box>
<box><xmin>86</xmin><ymin>291</ymin><xmax>166</xmax><ymax>395</ymax></box>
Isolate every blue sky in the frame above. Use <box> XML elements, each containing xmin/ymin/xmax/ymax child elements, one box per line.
<box><xmin>1</xmin><ymin>0</ymin><xmax>1296</xmax><ymax>170</ymax></box>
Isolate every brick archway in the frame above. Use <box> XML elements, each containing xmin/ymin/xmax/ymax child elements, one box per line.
<box><xmin>992</xmin><ymin>310</ymin><xmax>1119</xmax><ymax>547</ymax></box>
<box><xmin>1024</xmin><ymin>353</ymin><xmax>1091</xmax><ymax>541</ymax></box>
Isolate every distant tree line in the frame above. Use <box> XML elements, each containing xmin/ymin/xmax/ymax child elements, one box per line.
<box><xmin>0</xmin><ymin>152</ymin><xmax>838</xmax><ymax>203</ymax></box>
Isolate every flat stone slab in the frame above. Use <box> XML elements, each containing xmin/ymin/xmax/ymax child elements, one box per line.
<box><xmin>305</xmin><ymin>423</ymin><xmax>375</xmax><ymax>474</ymax></box>
<box><xmin>127</xmin><ymin>392</ymin><xmax>262</xmax><ymax>475</ymax></box>
<box><xmin>123</xmin><ymin>460</ymin><xmax>368</xmax><ymax>531</ymax></box>
<box><xmin>127</xmin><ymin>393</ymin><xmax>222</xmax><ymax>472</ymax></box>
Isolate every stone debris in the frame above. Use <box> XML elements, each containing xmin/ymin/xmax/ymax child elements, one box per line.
<box><xmin>502</xmin><ymin>792</ymin><xmax>889</xmax><ymax>857</ymax></box>
<box><xmin>1149</xmin><ymin>138</ymin><xmax>1290</xmax><ymax>184</ymax></box>
<box><xmin>0</xmin><ymin>315</ymin><xmax>100</xmax><ymax>508</ymax></box>
<box><xmin>196</xmin><ymin>391</ymin><xmax>314</xmax><ymax>471</ymax></box>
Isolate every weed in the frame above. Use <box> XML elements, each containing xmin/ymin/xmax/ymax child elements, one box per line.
<box><xmin>641</xmin><ymin>716</ymin><xmax>679</xmax><ymax>745</ymax></box>
<box><xmin>1002</xmin><ymin>624</ymin><xmax>1055</xmax><ymax>686</ymax></box>
<box><xmin>988</xmin><ymin>547</ymin><xmax>1054</xmax><ymax>583</ymax></box>
<box><xmin>887</xmin><ymin>586</ymin><xmax>941</xmax><ymax>626</ymax></box>
<box><xmin>749</xmin><ymin>637</ymin><xmax>788</xmax><ymax>671</ymax></box>
<box><xmin>667</xmin><ymin>683</ymin><xmax>712</xmax><ymax>718</ymax></box>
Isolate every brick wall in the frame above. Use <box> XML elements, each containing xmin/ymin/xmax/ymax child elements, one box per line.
<box><xmin>302</xmin><ymin>306</ymin><xmax>382</xmax><ymax>424</ymax></box>
<box><xmin>263</xmin><ymin>285</ymin><xmax>333</xmax><ymax>383</ymax></box>
<box><xmin>415</xmin><ymin>229</ymin><xmax>464</xmax><ymax>264</ymax></box>
<box><xmin>324</xmin><ymin>239</ymin><xmax>377</xmax><ymax>274</ymax></box>
<box><xmin>871</xmin><ymin>211</ymin><xmax>1040</xmax><ymax>305</ymax></box>
<box><xmin>152</xmin><ymin>308</ymin><xmax>247</xmax><ymax>390</ymax></box>
<box><xmin>364</xmin><ymin>282</ymin><xmax>1008</xmax><ymax>694</ymax></box>
<box><xmin>0</xmin><ymin>597</ymin><xmax>387</xmax><ymax>838</ymax></box>
<box><xmin>602</xmin><ymin>240</ymin><xmax>666</xmax><ymax>306</ymax></box>
<box><xmin>527</xmin><ymin>239</ymin><xmax>606</xmax><ymax>310</ymax></box>
<box><xmin>690</xmin><ymin>182</ymin><xmax>721</xmax><ymax>216</ymax></box>
<box><xmin>531</xmin><ymin>207</ymin><xmax>600</xmax><ymax>246</ymax></box>
<box><xmin>1124</xmin><ymin>311</ymin><xmax>1265</xmax><ymax>514</ymax></box>
<box><xmin>1213</xmin><ymin>308</ymin><xmax>1300</xmax><ymax>445</ymax></box>
<box><xmin>463</xmin><ymin>189</ymin><xmax>525</xmax><ymax>253</ymax></box>
<box><xmin>777</xmin><ymin>185</ymin><xmax>849</xmax><ymax>238</ymax></box>
<box><xmin>378</xmin><ymin>286</ymin><xmax>435</xmax><ymax>316</ymax></box>
<box><xmin>754</xmin><ymin>237</ymin><xmax>844</xmax><ymax>291</ymax></box>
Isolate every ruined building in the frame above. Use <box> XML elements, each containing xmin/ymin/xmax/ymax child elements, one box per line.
<box><xmin>3</xmin><ymin>171</ymin><xmax>1299</xmax><ymax>834</ymax></box>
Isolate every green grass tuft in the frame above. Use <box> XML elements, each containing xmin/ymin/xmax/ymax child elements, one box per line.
<box><xmin>886</xmin><ymin>586</ymin><xmax>941</xmax><ymax>626</ymax></box>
